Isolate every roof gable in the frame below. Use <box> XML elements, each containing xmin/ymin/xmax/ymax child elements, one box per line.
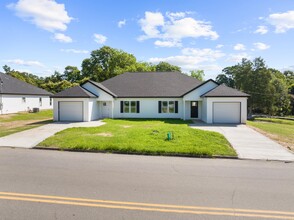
<box><xmin>82</xmin><ymin>80</ymin><xmax>117</xmax><ymax>97</ymax></box>
<box><xmin>182</xmin><ymin>79</ymin><xmax>219</xmax><ymax>97</ymax></box>
<box><xmin>100</xmin><ymin>72</ymin><xmax>202</xmax><ymax>98</ymax></box>
<box><xmin>0</xmin><ymin>72</ymin><xmax>52</xmax><ymax>96</ymax></box>
<box><xmin>201</xmin><ymin>84</ymin><xmax>250</xmax><ymax>97</ymax></box>
<box><xmin>52</xmin><ymin>86</ymin><xmax>98</xmax><ymax>98</ymax></box>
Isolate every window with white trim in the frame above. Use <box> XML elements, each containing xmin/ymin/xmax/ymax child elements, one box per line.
<box><xmin>22</xmin><ymin>97</ymin><xmax>26</xmax><ymax>103</ymax></box>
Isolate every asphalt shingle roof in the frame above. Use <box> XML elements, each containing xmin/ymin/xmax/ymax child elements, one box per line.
<box><xmin>100</xmin><ymin>72</ymin><xmax>202</xmax><ymax>97</ymax></box>
<box><xmin>0</xmin><ymin>72</ymin><xmax>52</xmax><ymax>96</ymax></box>
<box><xmin>201</xmin><ymin>84</ymin><xmax>250</xmax><ymax>97</ymax></box>
<box><xmin>52</xmin><ymin>85</ymin><xmax>98</xmax><ymax>98</ymax></box>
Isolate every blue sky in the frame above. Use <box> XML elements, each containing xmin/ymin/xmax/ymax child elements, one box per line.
<box><xmin>1</xmin><ymin>0</ymin><xmax>294</xmax><ymax>80</ymax></box>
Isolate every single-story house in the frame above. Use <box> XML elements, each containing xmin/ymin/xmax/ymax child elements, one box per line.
<box><xmin>52</xmin><ymin>71</ymin><xmax>249</xmax><ymax>123</ymax></box>
<box><xmin>0</xmin><ymin>72</ymin><xmax>53</xmax><ymax>114</ymax></box>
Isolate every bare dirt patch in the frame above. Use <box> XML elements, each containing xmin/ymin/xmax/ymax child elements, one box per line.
<box><xmin>122</xmin><ymin>125</ymin><xmax>132</xmax><ymax>128</ymax></box>
<box><xmin>0</xmin><ymin>113</ymin><xmax>17</xmax><ymax>120</ymax></box>
<box><xmin>0</xmin><ymin>120</ymin><xmax>47</xmax><ymax>129</ymax></box>
<box><xmin>95</xmin><ymin>132</ymin><xmax>113</xmax><ymax>137</ymax></box>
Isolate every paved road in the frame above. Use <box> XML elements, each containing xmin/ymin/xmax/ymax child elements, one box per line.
<box><xmin>0</xmin><ymin>148</ymin><xmax>293</xmax><ymax>220</ymax></box>
<box><xmin>190</xmin><ymin>123</ymin><xmax>294</xmax><ymax>161</ymax></box>
<box><xmin>0</xmin><ymin>120</ymin><xmax>104</xmax><ymax>148</ymax></box>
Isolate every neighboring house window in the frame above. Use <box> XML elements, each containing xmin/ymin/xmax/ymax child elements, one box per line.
<box><xmin>158</xmin><ymin>101</ymin><xmax>178</xmax><ymax>113</ymax></box>
<box><xmin>120</xmin><ymin>101</ymin><xmax>140</xmax><ymax>113</ymax></box>
<box><xmin>22</xmin><ymin>97</ymin><xmax>26</xmax><ymax>103</ymax></box>
<box><xmin>39</xmin><ymin>97</ymin><xmax>42</xmax><ymax>106</ymax></box>
<box><xmin>50</xmin><ymin>98</ymin><xmax>52</xmax><ymax>106</ymax></box>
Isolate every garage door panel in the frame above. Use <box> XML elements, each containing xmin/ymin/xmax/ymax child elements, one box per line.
<box><xmin>59</xmin><ymin>102</ymin><xmax>83</xmax><ymax>121</ymax></box>
<box><xmin>213</xmin><ymin>102</ymin><xmax>240</xmax><ymax>124</ymax></box>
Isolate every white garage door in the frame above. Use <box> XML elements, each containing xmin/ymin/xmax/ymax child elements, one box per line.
<box><xmin>213</xmin><ymin>102</ymin><xmax>240</xmax><ymax>123</ymax></box>
<box><xmin>59</xmin><ymin>101</ymin><xmax>83</xmax><ymax>121</ymax></box>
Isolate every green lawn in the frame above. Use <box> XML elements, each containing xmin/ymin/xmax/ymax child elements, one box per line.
<box><xmin>0</xmin><ymin>110</ymin><xmax>53</xmax><ymax>137</ymax></box>
<box><xmin>39</xmin><ymin>119</ymin><xmax>236</xmax><ymax>157</ymax></box>
<box><xmin>247</xmin><ymin>118</ymin><xmax>294</xmax><ymax>151</ymax></box>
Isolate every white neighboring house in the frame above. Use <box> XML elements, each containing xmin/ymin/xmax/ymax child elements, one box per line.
<box><xmin>52</xmin><ymin>72</ymin><xmax>249</xmax><ymax>124</ymax></box>
<box><xmin>0</xmin><ymin>72</ymin><xmax>53</xmax><ymax>115</ymax></box>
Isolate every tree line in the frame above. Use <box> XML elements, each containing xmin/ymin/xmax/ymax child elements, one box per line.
<box><xmin>2</xmin><ymin>46</ymin><xmax>293</xmax><ymax>115</ymax></box>
<box><xmin>215</xmin><ymin>57</ymin><xmax>294</xmax><ymax>115</ymax></box>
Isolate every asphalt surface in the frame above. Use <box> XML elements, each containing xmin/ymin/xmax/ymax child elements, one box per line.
<box><xmin>0</xmin><ymin>148</ymin><xmax>294</xmax><ymax>220</ymax></box>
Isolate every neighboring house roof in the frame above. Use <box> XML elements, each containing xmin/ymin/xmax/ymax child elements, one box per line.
<box><xmin>201</xmin><ymin>84</ymin><xmax>250</xmax><ymax>97</ymax></box>
<box><xmin>0</xmin><ymin>72</ymin><xmax>52</xmax><ymax>96</ymax></box>
<box><xmin>52</xmin><ymin>85</ymin><xmax>98</xmax><ymax>98</ymax></box>
<box><xmin>100</xmin><ymin>72</ymin><xmax>202</xmax><ymax>98</ymax></box>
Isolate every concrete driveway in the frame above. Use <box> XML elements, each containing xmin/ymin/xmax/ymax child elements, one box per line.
<box><xmin>0</xmin><ymin>120</ymin><xmax>105</xmax><ymax>148</ymax></box>
<box><xmin>190</xmin><ymin>122</ymin><xmax>294</xmax><ymax>162</ymax></box>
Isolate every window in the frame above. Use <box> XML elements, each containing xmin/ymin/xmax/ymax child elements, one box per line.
<box><xmin>162</xmin><ymin>101</ymin><xmax>168</xmax><ymax>113</ymax></box>
<box><xmin>159</xmin><ymin>101</ymin><xmax>178</xmax><ymax>113</ymax></box>
<box><xmin>39</xmin><ymin>97</ymin><xmax>42</xmax><ymax>106</ymax></box>
<box><xmin>22</xmin><ymin>97</ymin><xmax>26</xmax><ymax>103</ymax></box>
<box><xmin>123</xmin><ymin>101</ymin><xmax>130</xmax><ymax>113</ymax></box>
<box><xmin>50</xmin><ymin>98</ymin><xmax>52</xmax><ymax>106</ymax></box>
<box><xmin>120</xmin><ymin>101</ymin><xmax>140</xmax><ymax>113</ymax></box>
<box><xmin>131</xmin><ymin>101</ymin><xmax>136</xmax><ymax>113</ymax></box>
<box><xmin>169</xmin><ymin>101</ymin><xmax>175</xmax><ymax>113</ymax></box>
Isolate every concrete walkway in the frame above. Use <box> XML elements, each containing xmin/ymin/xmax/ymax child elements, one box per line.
<box><xmin>0</xmin><ymin>120</ymin><xmax>105</xmax><ymax>148</ymax></box>
<box><xmin>190</xmin><ymin>123</ymin><xmax>294</xmax><ymax>162</ymax></box>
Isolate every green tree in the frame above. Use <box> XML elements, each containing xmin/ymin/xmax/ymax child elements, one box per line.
<box><xmin>40</xmin><ymin>80</ymin><xmax>78</xmax><ymax>94</ymax></box>
<box><xmin>155</xmin><ymin>61</ymin><xmax>181</xmax><ymax>72</ymax></box>
<box><xmin>63</xmin><ymin>66</ymin><xmax>82</xmax><ymax>83</ymax></box>
<box><xmin>81</xmin><ymin>46</ymin><xmax>138</xmax><ymax>82</ymax></box>
<box><xmin>215</xmin><ymin>57</ymin><xmax>290</xmax><ymax>115</ymax></box>
<box><xmin>190</xmin><ymin>70</ymin><xmax>205</xmax><ymax>81</ymax></box>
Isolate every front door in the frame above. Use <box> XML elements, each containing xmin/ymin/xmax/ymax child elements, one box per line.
<box><xmin>102</xmin><ymin>102</ymin><xmax>110</xmax><ymax>118</ymax></box>
<box><xmin>190</xmin><ymin>101</ymin><xmax>198</xmax><ymax>118</ymax></box>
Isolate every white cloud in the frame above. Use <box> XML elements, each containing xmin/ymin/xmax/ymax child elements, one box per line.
<box><xmin>163</xmin><ymin>17</ymin><xmax>219</xmax><ymax>40</ymax></box>
<box><xmin>138</xmin><ymin>11</ymin><xmax>218</xmax><ymax>47</ymax></box>
<box><xmin>118</xmin><ymin>19</ymin><xmax>126</xmax><ymax>28</ymax></box>
<box><xmin>253</xmin><ymin>42</ymin><xmax>270</xmax><ymax>50</ymax></box>
<box><xmin>197</xmin><ymin>64</ymin><xmax>223</xmax><ymax>72</ymax></box>
<box><xmin>149</xmin><ymin>47</ymin><xmax>224</xmax><ymax>71</ymax></box>
<box><xmin>233</xmin><ymin>43</ymin><xmax>246</xmax><ymax>51</ymax></box>
<box><xmin>7</xmin><ymin>0</ymin><xmax>72</xmax><ymax>32</ymax></box>
<box><xmin>93</xmin><ymin>34</ymin><xmax>107</xmax><ymax>44</ymax></box>
<box><xmin>60</xmin><ymin>49</ymin><xmax>89</xmax><ymax>54</ymax></box>
<box><xmin>226</xmin><ymin>53</ymin><xmax>251</xmax><ymax>63</ymax></box>
<box><xmin>216</xmin><ymin>44</ymin><xmax>224</xmax><ymax>49</ymax></box>
<box><xmin>267</xmin><ymin>10</ymin><xmax>294</xmax><ymax>33</ymax></box>
<box><xmin>254</xmin><ymin>25</ymin><xmax>268</xmax><ymax>34</ymax></box>
<box><xmin>4</xmin><ymin>59</ymin><xmax>44</xmax><ymax>67</ymax></box>
<box><xmin>138</xmin><ymin>11</ymin><xmax>165</xmax><ymax>40</ymax></box>
<box><xmin>154</xmin><ymin>40</ymin><xmax>181</xmax><ymax>47</ymax></box>
<box><xmin>54</xmin><ymin>33</ymin><xmax>72</xmax><ymax>43</ymax></box>
<box><xmin>166</xmin><ymin>11</ymin><xmax>191</xmax><ymax>20</ymax></box>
